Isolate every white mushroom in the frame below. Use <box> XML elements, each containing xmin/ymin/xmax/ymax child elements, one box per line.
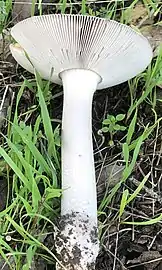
<box><xmin>10</xmin><ymin>43</ymin><xmax>34</xmax><ymax>73</ymax></box>
<box><xmin>10</xmin><ymin>14</ymin><xmax>153</xmax><ymax>270</ymax></box>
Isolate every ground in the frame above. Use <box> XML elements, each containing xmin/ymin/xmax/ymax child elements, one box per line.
<box><xmin>0</xmin><ymin>0</ymin><xmax>162</xmax><ymax>269</ymax></box>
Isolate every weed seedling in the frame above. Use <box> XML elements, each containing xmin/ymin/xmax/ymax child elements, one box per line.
<box><xmin>101</xmin><ymin>114</ymin><xmax>126</xmax><ymax>146</ymax></box>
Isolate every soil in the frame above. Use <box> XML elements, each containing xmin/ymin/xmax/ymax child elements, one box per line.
<box><xmin>0</xmin><ymin>0</ymin><xmax>162</xmax><ymax>269</ymax></box>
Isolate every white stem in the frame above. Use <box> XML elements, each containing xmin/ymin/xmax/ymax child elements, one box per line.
<box><xmin>61</xmin><ymin>69</ymin><xmax>100</xmax><ymax>219</ymax></box>
<box><xmin>55</xmin><ymin>69</ymin><xmax>101</xmax><ymax>270</ymax></box>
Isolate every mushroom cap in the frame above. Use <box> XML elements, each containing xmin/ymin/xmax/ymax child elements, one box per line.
<box><xmin>10</xmin><ymin>14</ymin><xmax>153</xmax><ymax>89</ymax></box>
<box><xmin>10</xmin><ymin>43</ymin><xmax>34</xmax><ymax>74</ymax></box>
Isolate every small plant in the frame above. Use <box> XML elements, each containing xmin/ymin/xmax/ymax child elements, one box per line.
<box><xmin>0</xmin><ymin>0</ymin><xmax>12</xmax><ymax>33</ymax></box>
<box><xmin>101</xmin><ymin>114</ymin><xmax>126</xmax><ymax>146</ymax></box>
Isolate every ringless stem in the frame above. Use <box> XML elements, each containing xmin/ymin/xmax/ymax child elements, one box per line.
<box><xmin>61</xmin><ymin>69</ymin><xmax>101</xmax><ymax>217</ymax></box>
<box><xmin>55</xmin><ymin>69</ymin><xmax>101</xmax><ymax>270</ymax></box>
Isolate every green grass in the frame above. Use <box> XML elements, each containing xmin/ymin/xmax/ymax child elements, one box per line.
<box><xmin>0</xmin><ymin>0</ymin><xmax>12</xmax><ymax>33</ymax></box>
<box><xmin>0</xmin><ymin>78</ymin><xmax>62</xmax><ymax>268</ymax></box>
<box><xmin>0</xmin><ymin>0</ymin><xmax>162</xmax><ymax>269</ymax></box>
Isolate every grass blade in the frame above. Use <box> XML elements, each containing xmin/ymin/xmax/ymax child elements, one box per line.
<box><xmin>127</xmin><ymin>172</ymin><xmax>151</xmax><ymax>204</ymax></box>
<box><xmin>12</xmin><ymin>123</ymin><xmax>51</xmax><ymax>176</ymax></box>
<box><xmin>119</xmin><ymin>189</ymin><xmax>129</xmax><ymax>217</ymax></box>
<box><xmin>0</xmin><ymin>146</ymin><xmax>31</xmax><ymax>190</ymax></box>
<box><xmin>35</xmin><ymin>71</ymin><xmax>59</xmax><ymax>167</ymax></box>
<box><xmin>126</xmin><ymin>109</ymin><xmax>137</xmax><ymax>145</ymax></box>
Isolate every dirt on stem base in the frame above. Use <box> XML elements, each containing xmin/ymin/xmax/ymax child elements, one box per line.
<box><xmin>55</xmin><ymin>212</ymin><xmax>99</xmax><ymax>270</ymax></box>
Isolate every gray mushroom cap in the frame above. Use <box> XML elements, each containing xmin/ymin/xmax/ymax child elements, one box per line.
<box><xmin>10</xmin><ymin>14</ymin><xmax>153</xmax><ymax>89</ymax></box>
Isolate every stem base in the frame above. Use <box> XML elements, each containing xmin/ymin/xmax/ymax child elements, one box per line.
<box><xmin>55</xmin><ymin>212</ymin><xmax>99</xmax><ymax>270</ymax></box>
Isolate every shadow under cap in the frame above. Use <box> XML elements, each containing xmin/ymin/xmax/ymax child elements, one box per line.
<box><xmin>10</xmin><ymin>14</ymin><xmax>153</xmax><ymax>89</ymax></box>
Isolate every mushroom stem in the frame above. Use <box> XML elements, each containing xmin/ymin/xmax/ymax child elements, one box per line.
<box><xmin>56</xmin><ymin>69</ymin><xmax>101</xmax><ymax>270</ymax></box>
<box><xmin>61</xmin><ymin>69</ymin><xmax>101</xmax><ymax>217</ymax></box>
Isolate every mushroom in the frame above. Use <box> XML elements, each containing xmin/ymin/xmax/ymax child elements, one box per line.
<box><xmin>10</xmin><ymin>14</ymin><xmax>152</xmax><ymax>270</ymax></box>
<box><xmin>10</xmin><ymin>43</ymin><xmax>34</xmax><ymax>73</ymax></box>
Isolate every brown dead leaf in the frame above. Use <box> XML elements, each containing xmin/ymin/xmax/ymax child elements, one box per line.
<box><xmin>127</xmin><ymin>251</ymin><xmax>161</xmax><ymax>270</ymax></box>
<box><xmin>157</xmin><ymin>262</ymin><xmax>162</xmax><ymax>270</ymax></box>
<box><xmin>131</xmin><ymin>2</ymin><xmax>148</xmax><ymax>25</ymax></box>
<box><xmin>96</xmin><ymin>163</ymin><xmax>124</xmax><ymax>201</ymax></box>
<box><xmin>140</xmin><ymin>25</ymin><xmax>162</xmax><ymax>56</ymax></box>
